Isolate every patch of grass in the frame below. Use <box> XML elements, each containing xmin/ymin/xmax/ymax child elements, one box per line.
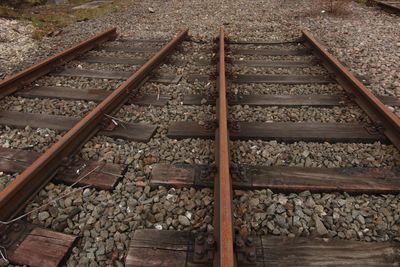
<box><xmin>0</xmin><ymin>5</ymin><xmax>23</xmax><ymax>19</ymax></box>
<box><xmin>1</xmin><ymin>0</ymin><xmax>129</xmax><ymax>40</ymax></box>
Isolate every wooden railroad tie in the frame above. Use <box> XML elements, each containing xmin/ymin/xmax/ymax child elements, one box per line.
<box><xmin>16</xmin><ymin>86</ymin><xmax>170</xmax><ymax>106</ymax></box>
<box><xmin>1</xmin><ymin>222</ymin><xmax>78</xmax><ymax>267</ymax></box>
<box><xmin>0</xmin><ymin>111</ymin><xmax>157</xmax><ymax>142</ymax></box>
<box><xmin>0</xmin><ymin>147</ymin><xmax>125</xmax><ymax>190</ymax></box>
<box><xmin>125</xmin><ymin>229</ymin><xmax>400</xmax><ymax>266</ymax></box>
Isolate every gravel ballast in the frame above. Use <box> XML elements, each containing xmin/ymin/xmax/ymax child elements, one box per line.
<box><xmin>0</xmin><ymin>0</ymin><xmax>399</xmax><ymax>266</ymax></box>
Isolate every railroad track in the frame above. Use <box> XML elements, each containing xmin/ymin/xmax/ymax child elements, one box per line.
<box><xmin>133</xmin><ymin>28</ymin><xmax>400</xmax><ymax>266</ymax></box>
<box><xmin>0</xmin><ymin>27</ymin><xmax>188</xmax><ymax>266</ymax></box>
<box><xmin>0</xmin><ymin>25</ymin><xmax>399</xmax><ymax>266</ymax></box>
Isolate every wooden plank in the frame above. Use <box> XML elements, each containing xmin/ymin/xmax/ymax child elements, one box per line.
<box><xmin>261</xmin><ymin>236</ymin><xmax>400</xmax><ymax>266</ymax></box>
<box><xmin>125</xmin><ymin>229</ymin><xmax>400</xmax><ymax>266</ymax></box>
<box><xmin>167</xmin><ymin>121</ymin><xmax>386</xmax><ymax>143</ymax></box>
<box><xmin>0</xmin><ymin>147</ymin><xmax>40</xmax><ymax>173</ymax></box>
<box><xmin>126</xmin><ymin>229</ymin><xmax>195</xmax><ymax>267</ymax></box>
<box><xmin>226</xmin><ymin>40</ymin><xmax>300</xmax><ymax>45</ymax></box>
<box><xmin>55</xmin><ymin>68</ymin><xmax>182</xmax><ymax>84</ymax></box>
<box><xmin>8</xmin><ymin>227</ymin><xmax>77</xmax><ymax>267</ymax></box>
<box><xmin>16</xmin><ymin>86</ymin><xmax>170</xmax><ymax>106</ymax></box>
<box><xmin>232</xmin><ymin>74</ymin><xmax>335</xmax><ymax>84</ymax></box>
<box><xmin>82</xmin><ymin>56</ymin><xmax>194</xmax><ymax>67</ymax></box>
<box><xmin>230</xmin><ymin>48</ymin><xmax>311</xmax><ymax>56</ymax></box>
<box><xmin>380</xmin><ymin>95</ymin><xmax>400</xmax><ymax>106</ymax></box>
<box><xmin>195</xmin><ymin>59</ymin><xmax>213</xmax><ymax>66</ymax></box>
<box><xmin>183</xmin><ymin>94</ymin><xmax>214</xmax><ymax>105</ymax></box>
<box><xmin>149</xmin><ymin>74</ymin><xmax>182</xmax><ymax>84</ymax></box>
<box><xmin>168</xmin><ymin>121</ymin><xmax>215</xmax><ymax>139</ymax></box>
<box><xmin>57</xmin><ymin>68</ymin><xmax>130</xmax><ymax>79</ymax></box>
<box><xmin>83</xmin><ymin>55</ymin><xmax>147</xmax><ymax>65</ymax></box>
<box><xmin>126</xmin><ymin>229</ymin><xmax>210</xmax><ymax>267</ymax></box>
<box><xmin>186</xmin><ymin>74</ymin><xmax>211</xmax><ymax>83</ymax></box>
<box><xmin>118</xmin><ymin>38</ymin><xmax>167</xmax><ymax>44</ymax></box>
<box><xmin>16</xmin><ymin>86</ymin><xmax>108</xmax><ymax>102</ymax></box>
<box><xmin>128</xmin><ymin>94</ymin><xmax>170</xmax><ymax>106</ymax></box>
<box><xmin>150</xmin><ymin>164</ymin><xmax>400</xmax><ymax>194</ymax></box>
<box><xmin>54</xmin><ymin>161</ymin><xmax>125</xmax><ymax>190</ymax></box>
<box><xmin>100</xmin><ymin>122</ymin><xmax>157</xmax><ymax>141</ymax></box>
<box><xmin>0</xmin><ymin>147</ymin><xmax>124</xmax><ymax>190</ymax></box>
<box><xmin>130</xmin><ymin>229</ymin><xmax>190</xmax><ymax>250</ymax></box>
<box><xmin>150</xmin><ymin>163</ymin><xmax>202</xmax><ymax>188</ymax></box>
<box><xmin>184</xmin><ymin>94</ymin><xmax>343</xmax><ymax>106</ymax></box>
<box><xmin>126</xmin><ymin>248</ymin><xmax>188</xmax><ymax>267</ymax></box>
<box><xmin>231</xmin><ymin>59</ymin><xmax>318</xmax><ymax>67</ymax></box>
<box><xmin>0</xmin><ymin>111</ymin><xmax>157</xmax><ymax>142</ymax></box>
<box><xmin>100</xmin><ymin>45</ymin><xmax>160</xmax><ymax>53</ymax></box>
<box><xmin>0</xmin><ymin>158</ymin><xmax>31</xmax><ymax>173</ymax></box>
<box><xmin>183</xmin><ymin>94</ymin><xmax>400</xmax><ymax>107</ymax></box>
<box><xmin>186</xmin><ymin>74</ymin><xmax>334</xmax><ymax>84</ymax></box>
<box><xmin>125</xmin><ymin>229</ymin><xmax>400</xmax><ymax>267</ymax></box>
<box><xmin>249</xmin><ymin>166</ymin><xmax>400</xmax><ymax>194</ymax></box>
<box><xmin>0</xmin><ymin>110</ymin><xmax>76</xmax><ymax>131</ymax></box>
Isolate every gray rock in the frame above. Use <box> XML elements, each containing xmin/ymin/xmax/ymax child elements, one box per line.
<box><xmin>178</xmin><ymin>215</ymin><xmax>190</xmax><ymax>226</ymax></box>
<box><xmin>38</xmin><ymin>211</ymin><xmax>50</xmax><ymax>221</ymax></box>
<box><xmin>267</xmin><ymin>221</ymin><xmax>275</xmax><ymax>231</ymax></box>
<box><xmin>266</xmin><ymin>203</ymin><xmax>276</xmax><ymax>215</ymax></box>
<box><xmin>83</xmin><ymin>188</ymin><xmax>91</xmax><ymax>198</ymax></box>
<box><xmin>305</xmin><ymin>197</ymin><xmax>315</xmax><ymax>208</ymax></box>
<box><xmin>95</xmin><ymin>243</ymin><xmax>105</xmax><ymax>256</ymax></box>
<box><xmin>274</xmin><ymin>215</ymin><xmax>287</xmax><ymax>228</ymax></box>
<box><xmin>250</xmin><ymin>198</ymin><xmax>260</xmax><ymax>207</ymax></box>
<box><xmin>275</xmin><ymin>204</ymin><xmax>286</xmax><ymax>214</ymax></box>
<box><xmin>356</xmin><ymin>214</ymin><xmax>365</xmax><ymax>225</ymax></box>
<box><xmin>314</xmin><ymin>217</ymin><xmax>328</xmax><ymax>237</ymax></box>
<box><xmin>337</xmin><ymin>199</ymin><xmax>346</xmax><ymax>207</ymax></box>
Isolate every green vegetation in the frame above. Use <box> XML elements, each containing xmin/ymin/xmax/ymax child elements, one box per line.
<box><xmin>0</xmin><ymin>0</ymin><xmax>126</xmax><ymax>40</ymax></box>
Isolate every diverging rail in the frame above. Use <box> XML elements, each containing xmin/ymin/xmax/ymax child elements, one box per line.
<box><xmin>0</xmin><ymin>28</ymin><xmax>188</xmax><ymax>222</ymax></box>
<box><xmin>0</xmin><ymin>28</ymin><xmax>117</xmax><ymax>99</ymax></box>
<box><xmin>126</xmin><ymin>27</ymin><xmax>400</xmax><ymax>266</ymax></box>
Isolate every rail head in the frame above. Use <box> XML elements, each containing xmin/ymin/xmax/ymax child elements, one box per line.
<box><xmin>214</xmin><ymin>26</ymin><xmax>236</xmax><ymax>267</ymax></box>
<box><xmin>302</xmin><ymin>29</ymin><xmax>400</xmax><ymax>150</ymax></box>
<box><xmin>0</xmin><ymin>28</ymin><xmax>118</xmax><ymax>99</ymax></box>
<box><xmin>0</xmin><ymin>28</ymin><xmax>188</xmax><ymax>223</ymax></box>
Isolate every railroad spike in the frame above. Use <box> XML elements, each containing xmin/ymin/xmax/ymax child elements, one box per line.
<box><xmin>196</xmin><ymin>234</ymin><xmax>205</xmax><ymax>245</ymax></box>
<box><xmin>235</xmin><ymin>237</ymin><xmax>245</xmax><ymax>248</ymax></box>
<box><xmin>206</xmin><ymin>234</ymin><xmax>215</xmax><ymax>249</ymax></box>
<box><xmin>246</xmin><ymin>236</ymin><xmax>254</xmax><ymax>246</ymax></box>
<box><xmin>247</xmin><ymin>250</ymin><xmax>256</xmax><ymax>262</ymax></box>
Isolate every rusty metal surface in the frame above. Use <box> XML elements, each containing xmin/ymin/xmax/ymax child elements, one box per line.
<box><xmin>375</xmin><ymin>1</ymin><xmax>400</xmax><ymax>14</ymax></box>
<box><xmin>214</xmin><ymin>26</ymin><xmax>236</xmax><ymax>267</ymax></box>
<box><xmin>0</xmin><ymin>28</ymin><xmax>117</xmax><ymax>99</ymax></box>
<box><xmin>302</xmin><ymin>30</ymin><xmax>400</xmax><ymax>150</ymax></box>
<box><xmin>0</xmin><ymin>28</ymin><xmax>188</xmax><ymax>222</ymax></box>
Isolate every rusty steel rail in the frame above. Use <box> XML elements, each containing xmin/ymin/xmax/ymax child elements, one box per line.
<box><xmin>0</xmin><ymin>28</ymin><xmax>117</xmax><ymax>99</ymax></box>
<box><xmin>375</xmin><ymin>1</ymin><xmax>400</xmax><ymax>15</ymax></box>
<box><xmin>213</xmin><ymin>26</ymin><xmax>236</xmax><ymax>267</ymax></box>
<box><xmin>302</xmin><ymin>30</ymin><xmax>400</xmax><ymax>150</ymax></box>
<box><xmin>0</xmin><ymin>28</ymin><xmax>188</xmax><ymax>222</ymax></box>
